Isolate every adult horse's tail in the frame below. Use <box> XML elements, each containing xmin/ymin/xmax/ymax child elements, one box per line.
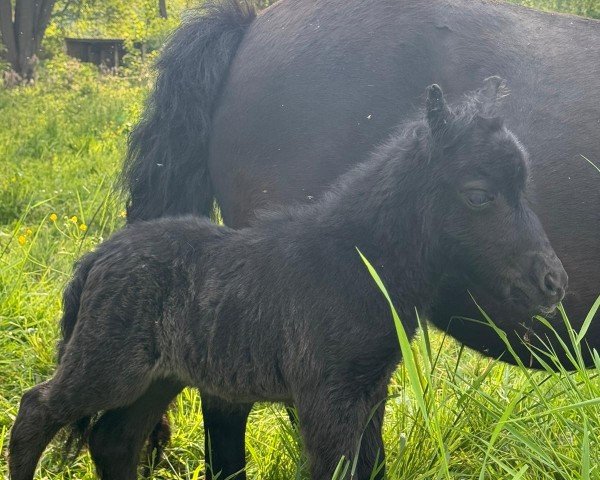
<box><xmin>123</xmin><ymin>0</ymin><xmax>256</xmax><ymax>222</ymax></box>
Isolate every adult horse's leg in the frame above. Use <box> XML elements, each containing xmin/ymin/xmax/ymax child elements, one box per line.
<box><xmin>88</xmin><ymin>379</ymin><xmax>183</xmax><ymax>480</ymax></box>
<box><xmin>201</xmin><ymin>393</ymin><xmax>253</xmax><ymax>480</ymax></box>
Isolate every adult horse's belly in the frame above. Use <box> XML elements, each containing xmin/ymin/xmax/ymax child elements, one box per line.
<box><xmin>208</xmin><ymin>0</ymin><xmax>599</xmax><ymax>364</ymax></box>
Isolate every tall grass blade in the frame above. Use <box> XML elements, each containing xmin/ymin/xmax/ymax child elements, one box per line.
<box><xmin>357</xmin><ymin>249</ymin><xmax>428</xmax><ymax>423</ymax></box>
<box><xmin>581</xmin><ymin>154</ymin><xmax>600</xmax><ymax>174</ymax></box>
<box><xmin>576</xmin><ymin>294</ymin><xmax>600</xmax><ymax>344</ymax></box>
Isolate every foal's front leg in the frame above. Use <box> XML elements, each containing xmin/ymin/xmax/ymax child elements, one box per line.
<box><xmin>201</xmin><ymin>393</ymin><xmax>253</xmax><ymax>480</ymax></box>
<box><xmin>296</xmin><ymin>388</ymin><xmax>387</xmax><ymax>480</ymax></box>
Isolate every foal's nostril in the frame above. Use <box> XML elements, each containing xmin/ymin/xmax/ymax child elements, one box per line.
<box><xmin>540</xmin><ymin>268</ymin><xmax>567</xmax><ymax>303</ymax></box>
<box><xmin>543</xmin><ymin>271</ymin><xmax>561</xmax><ymax>295</ymax></box>
<box><xmin>531</xmin><ymin>252</ymin><xmax>567</xmax><ymax>302</ymax></box>
<box><xmin>522</xmin><ymin>253</ymin><xmax>568</xmax><ymax>309</ymax></box>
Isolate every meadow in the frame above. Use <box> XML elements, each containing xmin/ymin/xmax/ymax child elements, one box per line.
<box><xmin>1</xmin><ymin>0</ymin><xmax>599</xmax><ymax>478</ymax></box>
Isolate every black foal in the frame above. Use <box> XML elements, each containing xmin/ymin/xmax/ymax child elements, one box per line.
<box><xmin>9</xmin><ymin>78</ymin><xmax>567</xmax><ymax>480</ymax></box>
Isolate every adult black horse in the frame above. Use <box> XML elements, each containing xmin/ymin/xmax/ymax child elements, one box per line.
<box><xmin>123</xmin><ymin>0</ymin><xmax>599</xmax><ymax>478</ymax></box>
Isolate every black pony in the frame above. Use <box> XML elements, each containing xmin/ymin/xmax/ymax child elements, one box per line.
<box><xmin>10</xmin><ymin>79</ymin><xmax>567</xmax><ymax>479</ymax></box>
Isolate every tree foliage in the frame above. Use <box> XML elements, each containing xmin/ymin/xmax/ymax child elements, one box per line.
<box><xmin>49</xmin><ymin>0</ymin><xmax>189</xmax><ymax>47</ymax></box>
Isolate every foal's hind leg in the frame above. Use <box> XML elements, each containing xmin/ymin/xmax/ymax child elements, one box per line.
<box><xmin>201</xmin><ymin>393</ymin><xmax>253</xmax><ymax>480</ymax></box>
<box><xmin>9</xmin><ymin>382</ymin><xmax>66</xmax><ymax>480</ymax></box>
<box><xmin>10</xmin><ymin>337</ymin><xmax>156</xmax><ymax>479</ymax></box>
<box><xmin>89</xmin><ymin>379</ymin><xmax>183</xmax><ymax>480</ymax></box>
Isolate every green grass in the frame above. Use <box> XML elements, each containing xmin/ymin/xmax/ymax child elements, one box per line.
<box><xmin>360</xmin><ymin>253</ymin><xmax>600</xmax><ymax>480</ymax></box>
<box><xmin>1</xmin><ymin>1</ymin><xmax>599</xmax><ymax>478</ymax></box>
<box><xmin>507</xmin><ymin>0</ymin><xmax>599</xmax><ymax>18</ymax></box>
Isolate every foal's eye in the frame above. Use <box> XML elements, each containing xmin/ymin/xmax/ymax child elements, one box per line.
<box><xmin>464</xmin><ymin>189</ymin><xmax>495</xmax><ymax>208</ymax></box>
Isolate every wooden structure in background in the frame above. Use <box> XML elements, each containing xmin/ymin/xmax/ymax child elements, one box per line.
<box><xmin>65</xmin><ymin>38</ymin><xmax>126</xmax><ymax>68</ymax></box>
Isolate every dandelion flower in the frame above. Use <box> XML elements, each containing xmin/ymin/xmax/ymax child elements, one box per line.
<box><xmin>79</xmin><ymin>223</ymin><xmax>88</xmax><ymax>232</ymax></box>
<box><xmin>70</xmin><ymin>216</ymin><xmax>78</xmax><ymax>224</ymax></box>
<box><xmin>119</xmin><ymin>210</ymin><xmax>127</xmax><ymax>218</ymax></box>
<box><xmin>49</xmin><ymin>213</ymin><xmax>58</xmax><ymax>222</ymax></box>
<box><xmin>25</xmin><ymin>228</ymin><xmax>33</xmax><ymax>236</ymax></box>
<box><xmin>18</xmin><ymin>235</ymin><xmax>26</xmax><ymax>246</ymax></box>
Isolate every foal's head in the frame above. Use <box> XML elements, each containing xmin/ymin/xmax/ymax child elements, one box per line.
<box><xmin>419</xmin><ymin>77</ymin><xmax>567</xmax><ymax>316</ymax></box>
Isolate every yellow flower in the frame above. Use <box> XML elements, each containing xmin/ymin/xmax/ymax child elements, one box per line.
<box><xmin>119</xmin><ymin>210</ymin><xmax>127</xmax><ymax>218</ymax></box>
<box><xmin>49</xmin><ymin>213</ymin><xmax>58</xmax><ymax>222</ymax></box>
<box><xmin>79</xmin><ymin>223</ymin><xmax>88</xmax><ymax>232</ymax></box>
<box><xmin>25</xmin><ymin>228</ymin><xmax>33</xmax><ymax>236</ymax></box>
<box><xmin>18</xmin><ymin>235</ymin><xmax>26</xmax><ymax>246</ymax></box>
<box><xmin>70</xmin><ymin>215</ymin><xmax>78</xmax><ymax>224</ymax></box>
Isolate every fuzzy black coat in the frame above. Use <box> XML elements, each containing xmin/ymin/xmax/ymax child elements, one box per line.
<box><xmin>9</xmin><ymin>80</ymin><xmax>566</xmax><ymax>480</ymax></box>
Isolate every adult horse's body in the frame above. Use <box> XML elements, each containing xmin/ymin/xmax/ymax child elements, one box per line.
<box><xmin>123</xmin><ymin>0</ymin><xmax>599</xmax><ymax>477</ymax></box>
<box><xmin>209</xmin><ymin>0</ymin><xmax>600</xmax><ymax>341</ymax></box>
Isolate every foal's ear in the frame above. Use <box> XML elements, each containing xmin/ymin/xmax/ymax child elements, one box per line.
<box><xmin>478</xmin><ymin>76</ymin><xmax>508</xmax><ymax>116</ymax></box>
<box><xmin>426</xmin><ymin>84</ymin><xmax>451</xmax><ymax>134</ymax></box>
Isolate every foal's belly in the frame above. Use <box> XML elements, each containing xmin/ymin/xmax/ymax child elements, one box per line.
<box><xmin>196</xmin><ymin>374</ymin><xmax>292</xmax><ymax>404</ymax></box>
<box><xmin>161</xmin><ymin>310</ymin><xmax>292</xmax><ymax>404</ymax></box>
<box><xmin>194</xmin><ymin>346</ymin><xmax>291</xmax><ymax>404</ymax></box>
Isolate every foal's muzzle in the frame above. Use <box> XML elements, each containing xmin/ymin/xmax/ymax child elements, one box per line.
<box><xmin>510</xmin><ymin>251</ymin><xmax>568</xmax><ymax>315</ymax></box>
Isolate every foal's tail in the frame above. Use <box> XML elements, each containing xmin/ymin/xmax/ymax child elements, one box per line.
<box><xmin>122</xmin><ymin>0</ymin><xmax>256</xmax><ymax>222</ymax></box>
<box><xmin>57</xmin><ymin>250</ymin><xmax>100</xmax><ymax>457</ymax></box>
<box><xmin>58</xmin><ymin>250</ymin><xmax>99</xmax><ymax>361</ymax></box>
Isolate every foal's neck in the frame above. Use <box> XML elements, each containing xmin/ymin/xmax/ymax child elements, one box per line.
<box><xmin>314</xmin><ymin>133</ymin><xmax>434</xmax><ymax>303</ymax></box>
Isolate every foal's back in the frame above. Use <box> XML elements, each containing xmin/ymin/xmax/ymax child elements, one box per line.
<box><xmin>78</xmin><ymin>215</ymin><xmax>304</xmax><ymax>402</ymax></box>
